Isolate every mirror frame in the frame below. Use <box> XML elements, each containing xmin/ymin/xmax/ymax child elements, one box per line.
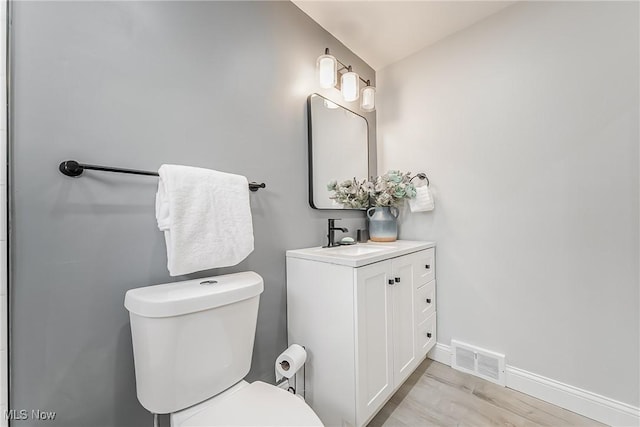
<box><xmin>307</xmin><ymin>93</ymin><xmax>370</xmax><ymax>210</ymax></box>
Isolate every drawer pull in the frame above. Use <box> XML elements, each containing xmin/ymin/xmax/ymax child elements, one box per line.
<box><xmin>394</xmin><ymin>277</ymin><xmax>401</xmax><ymax>283</ymax></box>
<box><xmin>426</xmin><ymin>332</ymin><xmax>432</xmax><ymax>338</ymax></box>
<box><xmin>426</xmin><ymin>298</ymin><xmax>431</xmax><ymax>304</ymax></box>
<box><xmin>388</xmin><ymin>279</ymin><xmax>394</xmax><ymax>285</ymax></box>
<box><xmin>425</xmin><ymin>264</ymin><xmax>431</xmax><ymax>269</ymax></box>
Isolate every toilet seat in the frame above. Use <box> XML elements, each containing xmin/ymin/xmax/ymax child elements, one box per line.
<box><xmin>171</xmin><ymin>381</ymin><xmax>323</xmax><ymax>427</ymax></box>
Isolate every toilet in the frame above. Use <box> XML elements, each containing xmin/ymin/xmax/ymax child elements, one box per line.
<box><xmin>124</xmin><ymin>271</ymin><xmax>323</xmax><ymax>426</ymax></box>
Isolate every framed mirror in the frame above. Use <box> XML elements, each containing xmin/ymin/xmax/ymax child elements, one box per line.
<box><xmin>307</xmin><ymin>93</ymin><xmax>369</xmax><ymax>209</ymax></box>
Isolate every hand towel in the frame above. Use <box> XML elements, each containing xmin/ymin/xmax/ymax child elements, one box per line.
<box><xmin>155</xmin><ymin>164</ymin><xmax>254</xmax><ymax>276</ymax></box>
<box><xmin>409</xmin><ymin>184</ymin><xmax>435</xmax><ymax>213</ymax></box>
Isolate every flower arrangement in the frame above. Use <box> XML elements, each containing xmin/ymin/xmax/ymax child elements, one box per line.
<box><xmin>327</xmin><ymin>170</ymin><xmax>417</xmax><ymax>208</ymax></box>
<box><xmin>326</xmin><ymin>177</ymin><xmax>371</xmax><ymax>209</ymax></box>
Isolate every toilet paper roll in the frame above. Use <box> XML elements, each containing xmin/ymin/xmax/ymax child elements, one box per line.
<box><xmin>275</xmin><ymin>344</ymin><xmax>307</xmax><ymax>382</ymax></box>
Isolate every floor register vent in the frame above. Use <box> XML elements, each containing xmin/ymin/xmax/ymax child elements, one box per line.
<box><xmin>451</xmin><ymin>339</ymin><xmax>506</xmax><ymax>386</ymax></box>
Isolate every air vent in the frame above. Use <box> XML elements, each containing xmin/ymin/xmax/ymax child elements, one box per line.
<box><xmin>455</xmin><ymin>346</ymin><xmax>475</xmax><ymax>371</ymax></box>
<box><xmin>451</xmin><ymin>340</ymin><xmax>506</xmax><ymax>386</ymax></box>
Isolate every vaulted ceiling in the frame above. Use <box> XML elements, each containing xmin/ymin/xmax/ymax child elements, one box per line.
<box><xmin>292</xmin><ymin>1</ymin><xmax>515</xmax><ymax>70</ymax></box>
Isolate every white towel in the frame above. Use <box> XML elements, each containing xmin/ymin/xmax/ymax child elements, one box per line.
<box><xmin>409</xmin><ymin>184</ymin><xmax>435</xmax><ymax>212</ymax></box>
<box><xmin>155</xmin><ymin>164</ymin><xmax>254</xmax><ymax>276</ymax></box>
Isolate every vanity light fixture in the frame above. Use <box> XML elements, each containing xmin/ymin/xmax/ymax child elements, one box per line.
<box><xmin>341</xmin><ymin>66</ymin><xmax>360</xmax><ymax>102</ymax></box>
<box><xmin>360</xmin><ymin>81</ymin><xmax>376</xmax><ymax>112</ymax></box>
<box><xmin>316</xmin><ymin>48</ymin><xmax>376</xmax><ymax>112</ymax></box>
<box><xmin>317</xmin><ymin>48</ymin><xmax>337</xmax><ymax>89</ymax></box>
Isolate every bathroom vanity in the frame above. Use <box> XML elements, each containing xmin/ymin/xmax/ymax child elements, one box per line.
<box><xmin>286</xmin><ymin>240</ymin><xmax>436</xmax><ymax>427</ymax></box>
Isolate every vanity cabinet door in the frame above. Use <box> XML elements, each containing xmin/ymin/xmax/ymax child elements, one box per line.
<box><xmin>355</xmin><ymin>261</ymin><xmax>394</xmax><ymax>426</ymax></box>
<box><xmin>390</xmin><ymin>257</ymin><xmax>417</xmax><ymax>387</ymax></box>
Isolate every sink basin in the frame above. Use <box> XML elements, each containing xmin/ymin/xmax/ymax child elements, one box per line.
<box><xmin>287</xmin><ymin>240</ymin><xmax>435</xmax><ymax>267</ymax></box>
<box><xmin>322</xmin><ymin>245</ymin><xmax>394</xmax><ymax>256</ymax></box>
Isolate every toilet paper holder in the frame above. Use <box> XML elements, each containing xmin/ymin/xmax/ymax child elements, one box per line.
<box><xmin>277</xmin><ymin>360</ymin><xmax>299</xmax><ymax>395</ymax></box>
<box><xmin>275</xmin><ymin>345</ymin><xmax>306</xmax><ymax>398</ymax></box>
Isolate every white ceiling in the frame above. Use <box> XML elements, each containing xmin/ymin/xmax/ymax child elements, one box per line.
<box><xmin>293</xmin><ymin>1</ymin><xmax>515</xmax><ymax>70</ymax></box>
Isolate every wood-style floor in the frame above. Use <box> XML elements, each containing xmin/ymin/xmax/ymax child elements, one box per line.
<box><xmin>368</xmin><ymin>359</ymin><xmax>606</xmax><ymax>427</ymax></box>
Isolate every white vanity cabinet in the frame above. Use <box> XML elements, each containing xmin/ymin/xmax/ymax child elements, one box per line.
<box><xmin>286</xmin><ymin>241</ymin><xmax>436</xmax><ymax>427</ymax></box>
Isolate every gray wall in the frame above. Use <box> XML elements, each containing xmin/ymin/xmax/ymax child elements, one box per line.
<box><xmin>378</xmin><ymin>1</ymin><xmax>639</xmax><ymax>406</ymax></box>
<box><xmin>9</xmin><ymin>2</ymin><xmax>374</xmax><ymax>426</ymax></box>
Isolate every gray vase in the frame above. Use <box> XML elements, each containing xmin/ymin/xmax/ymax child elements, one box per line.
<box><xmin>367</xmin><ymin>206</ymin><xmax>399</xmax><ymax>242</ymax></box>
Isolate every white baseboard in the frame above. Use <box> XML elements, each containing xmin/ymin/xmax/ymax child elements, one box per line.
<box><xmin>507</xmin><ymin>366</ymin><xmax>640</xmax><ymax>427</ymax></box>
<box><xmin>427</xmin><ymin>343</ymin><xmax>640</xmax><ymax>427</ymax></box>
<box><xmin>427</xmin><ymin>342</ymin><xmax>451</xmax><ymax>365</ymax></box>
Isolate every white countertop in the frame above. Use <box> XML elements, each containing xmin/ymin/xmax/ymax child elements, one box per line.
<box><xmin>286</xmin><ymin>240</ymin><xmax>436</xmax><ymax>267</ymax></box>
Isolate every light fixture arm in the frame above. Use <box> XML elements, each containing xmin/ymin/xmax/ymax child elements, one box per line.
<box><xmin>325</xmin><ymin>48</ymin><xmax>372</xmax><ymax>86</ymax></box>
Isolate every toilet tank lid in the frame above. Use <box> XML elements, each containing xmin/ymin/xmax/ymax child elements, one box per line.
<box><xmin>124</xmin><ymin>271</ymin><xmax>264</xmax><ymax>318</ymax></box>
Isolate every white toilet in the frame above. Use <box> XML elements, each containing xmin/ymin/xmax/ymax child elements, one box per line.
<box><xmin>124</xmin><ymin>271</ymin><xmax>323</xmax><ymax>426</ymax></box>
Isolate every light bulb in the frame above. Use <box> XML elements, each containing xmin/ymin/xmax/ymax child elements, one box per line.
<box><xmin>361</xmin><ymin>85</ymin><xmax>376</xmax><ymax>112</ymax></box>
<box><xmin>317</xmin><ymin>49</ymin><xmax>337</xmax><ymax>89</ymax></box>
<box><xmin>341</xmin><ymin>68</ymin><xmax>360</xmax><ymax>102</ymax></box>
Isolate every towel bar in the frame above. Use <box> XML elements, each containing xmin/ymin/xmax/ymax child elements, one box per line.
<box><xmin>59</xmin><ymin>160</ymin><xmax>266</xmax><ymax>192</ymax></box>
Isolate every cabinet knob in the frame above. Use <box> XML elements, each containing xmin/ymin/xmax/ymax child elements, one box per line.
<box><xmin>426</xmin><ymin>298</ymin><xmax>431</xmax><ymax>304</ymax></box>
<box><xmin>425</xmin><ymin>264</ymin><xmax>431</xmax><ymax>269</ymax></box>
<box><xmin>426</xmin><ymin>332</ymin><xmax>432</xmax><ymax>338</ymax></box>
<box><xmin>388</xmin><ymin>279</ymin><xmax>394</xmax><ymax>285</ymax></box>
<box><xmin>394</xmin><ymin>277</ymin><xmax>400</xmax><ymax>283</ymax></box>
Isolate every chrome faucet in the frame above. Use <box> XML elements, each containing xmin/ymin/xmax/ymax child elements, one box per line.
<box><xmin>326</xmin><ymin>218</ymin><xmax>349</xmax><ymax>247</ymax></box>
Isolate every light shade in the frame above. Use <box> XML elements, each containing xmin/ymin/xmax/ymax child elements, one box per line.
<box><xmin>360</xmin><ymin>85</ymin><xmax>376</xmax><ymax>112</ymax></box>
<box><xmin>317</xmin><ymin>52</ymin><xmax>337</xmax><ymax>89</ymax></box>
<box><xmin>341</xmin><ymin>68</ymin><xmax>360</xmax><ymax>102</ymax></box>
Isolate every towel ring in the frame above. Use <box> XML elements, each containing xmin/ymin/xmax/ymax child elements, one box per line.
<box><xmin>410</xmin><ymin>173</ymin><xmax>430</xmax><ymax>187</ymax></box>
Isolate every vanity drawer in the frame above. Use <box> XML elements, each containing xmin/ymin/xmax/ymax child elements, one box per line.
<box><xmin>415</xmin><ymin>281</ymin><xmax>436</xmax><ymax>323</ymax></box>
<box><xmin>411</xmin><ymin>248</ymin><xmax>435</xmax><ymax>287</ymax></box>
<box><xmin>417</xmin><ymin>313</ymin><xmax>437</xmax><ymax>357</ymax></box>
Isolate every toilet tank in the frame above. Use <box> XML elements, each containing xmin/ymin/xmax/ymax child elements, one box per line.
<box><xmin>124</xmin><ymin>271</ymin><xmax>264</xmax><ymax>414</ymax></box>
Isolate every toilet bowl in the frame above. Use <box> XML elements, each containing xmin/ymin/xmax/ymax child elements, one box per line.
<box><xmin>124</xmin><ymin>271</ymin><xmax>323</xmax><ymax>427</ymax></box>
<box><xmin>171</xmin><ymin>380</ymin><xmax>322</xmax><ymax>427</ymax></box>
